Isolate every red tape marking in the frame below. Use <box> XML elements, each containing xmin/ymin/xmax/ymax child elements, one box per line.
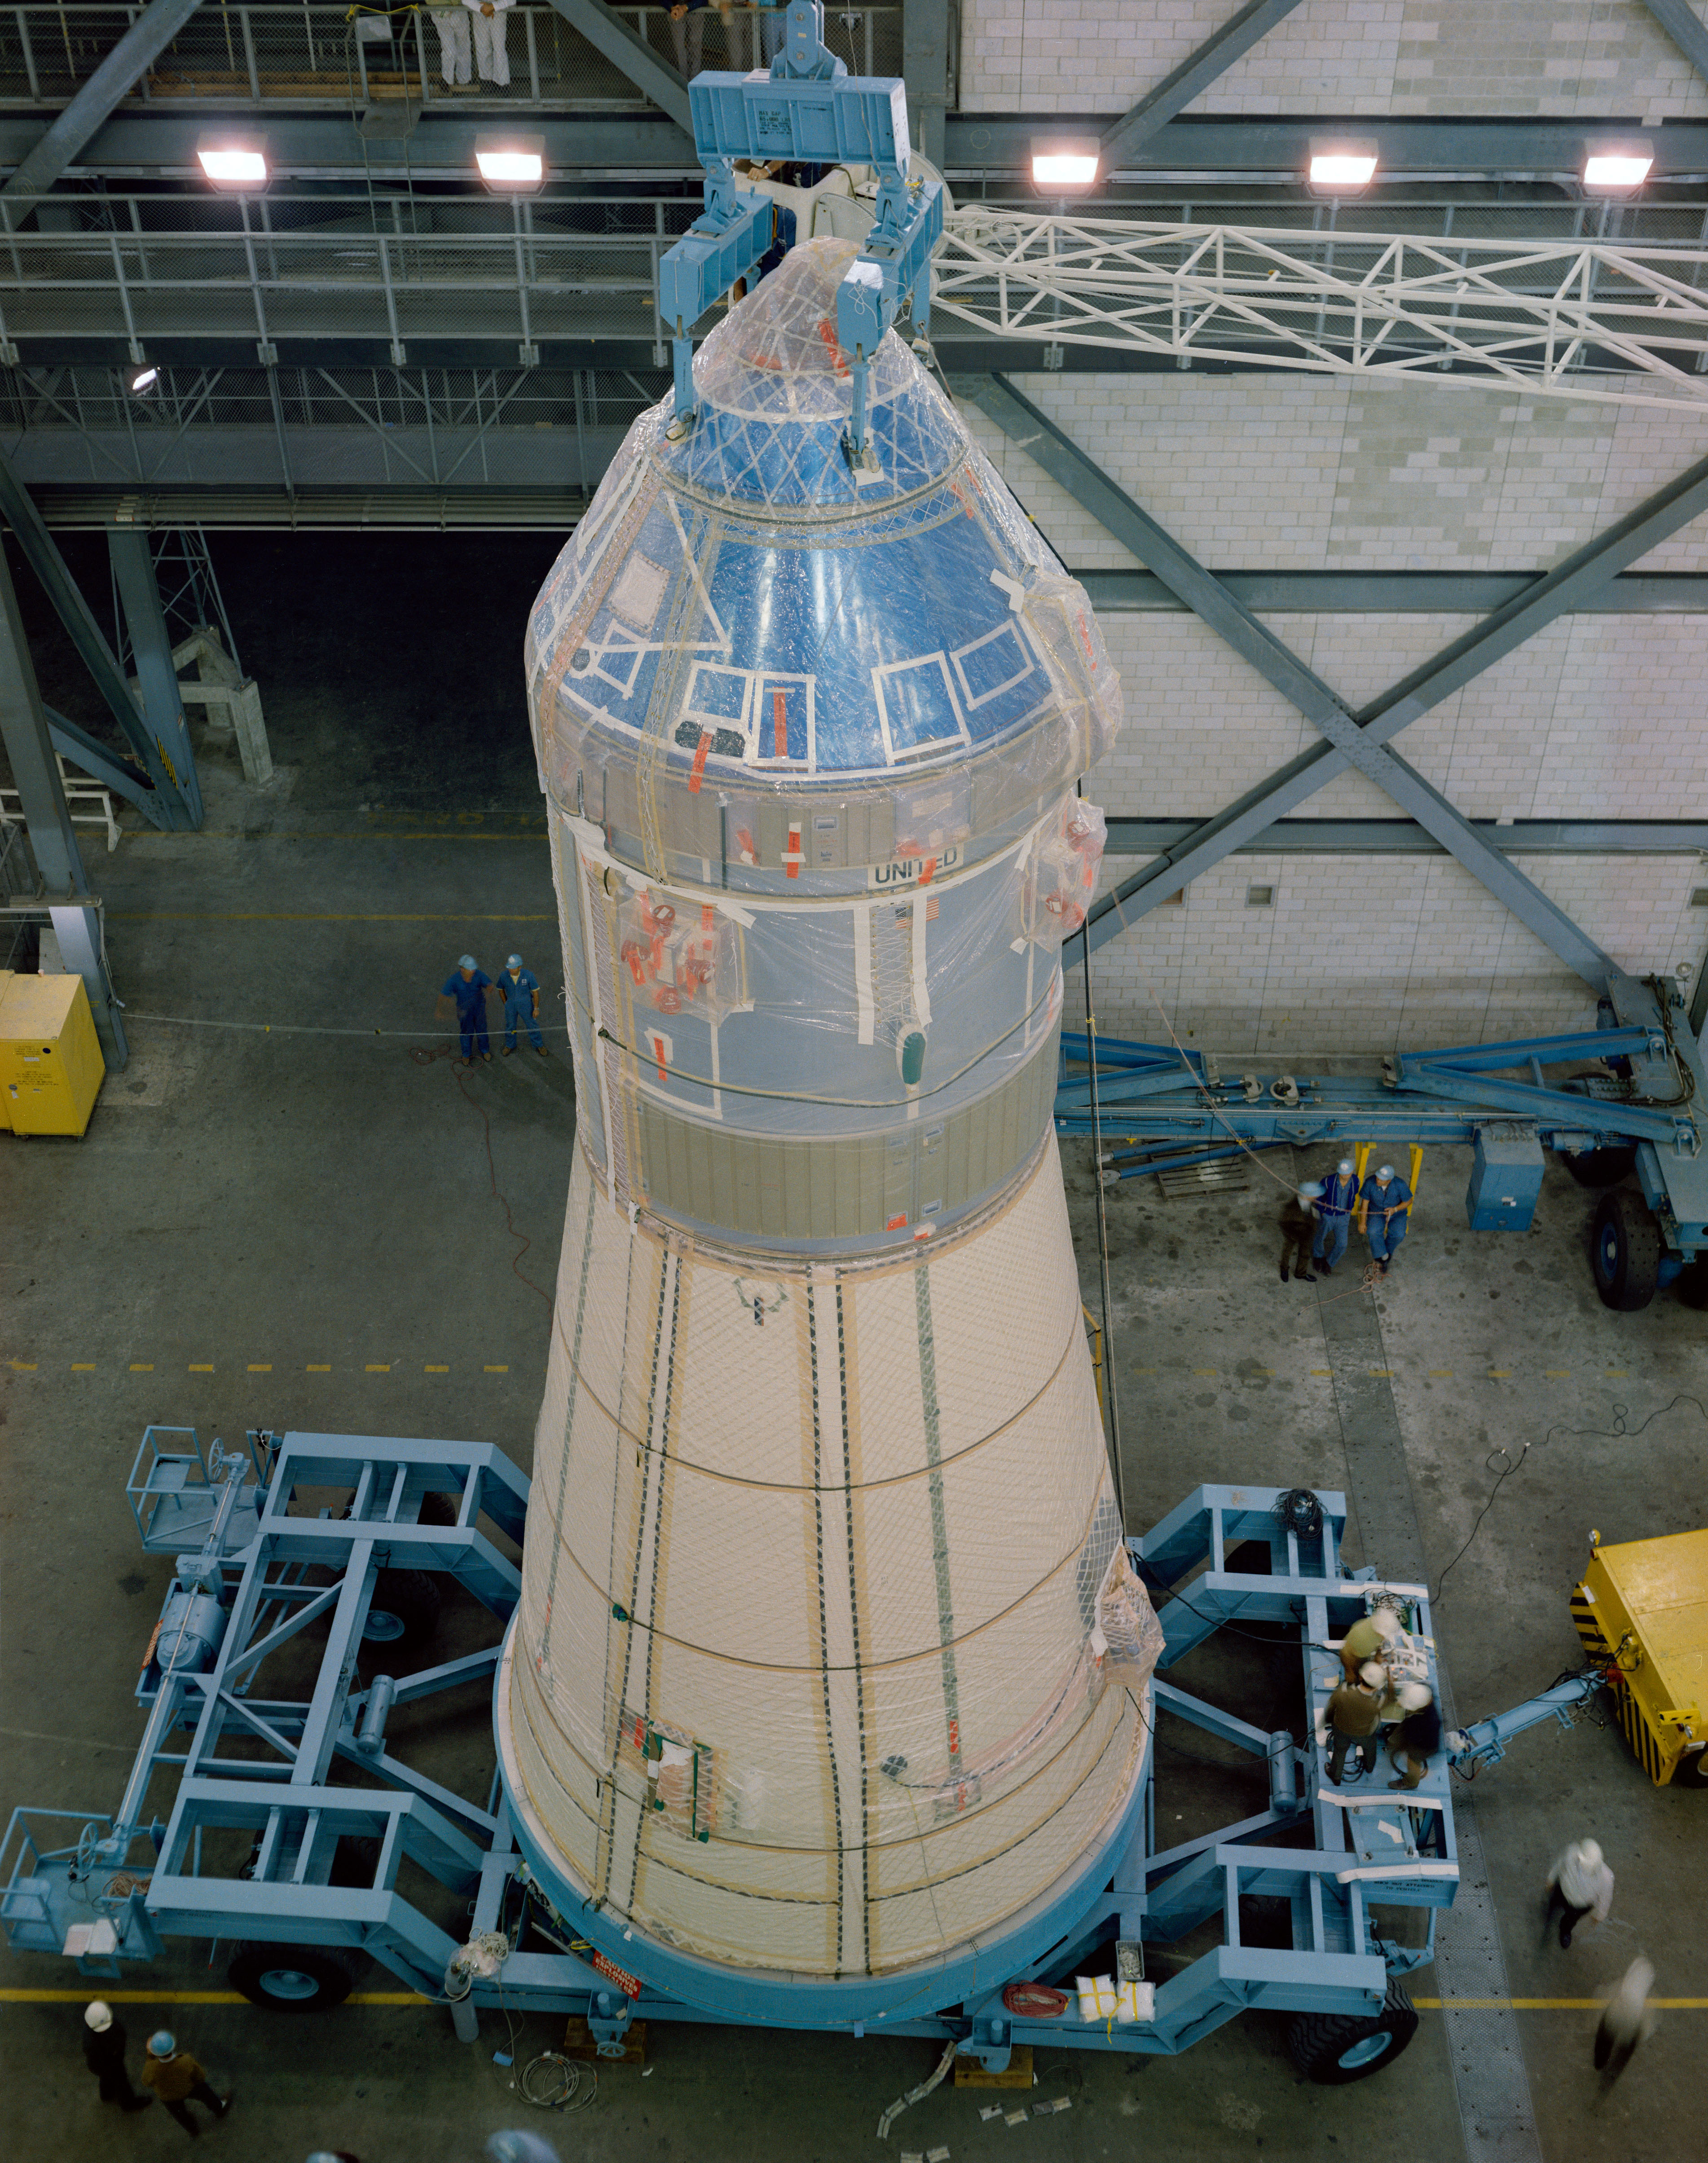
<box><xmin>688</xmin><ymin>729</ymin><xmax>712</xmax><ymax>793</ymax></box>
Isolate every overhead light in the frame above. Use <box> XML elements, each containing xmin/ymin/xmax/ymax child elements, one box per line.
<box><xmin>126</xmin><ymin>363</ymin><xmax>159</xmax><ymax>395</ymax></box>
<box><xmin>1583</xmin><ymin>149</ymin><xmax>1652</xmax><ymax>190</ymax></box>
<box><xmin>197</xmin><ymin>142</ymin><xmax>268</xmax><ymax>188</ymax></box>
<box><xmin>476</xmin><ymin>137</ymin><xmax>546</xmax><ymax>192</ymax></box>
<box><xmin>1030</xmin><ymin>138</ymin><xmax>1100</xmax><ymax>190</ymax></box>
<box><xmin>1308</xmin><ymin>145</ymin><xmax>1378</xmax><ymax>191</ymax></box>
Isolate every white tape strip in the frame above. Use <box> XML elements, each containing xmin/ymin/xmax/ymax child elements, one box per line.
<box><xmin>853</xmin><ymin>905</ymin><xmax>875</xmax><ymax>1047</ymax></box>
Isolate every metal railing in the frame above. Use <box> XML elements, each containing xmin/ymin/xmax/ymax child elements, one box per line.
<box><xmin>0</xmin><ymin>358</ymin><xmax>664</xmax><ymax>494</ymax></box>
<box><xmin>10</xmin><ymin>191</ymin><xmax>1708</xmax><ymax>416</ymax></box>
<box><xmin>933</xmin><ymin>212</ymin><xmax>1708</xmax><ymax>410</ymax></box>
<box><xmin>0</xmin><ymin>189</ymin><xmax>702</xmax><ymax>358</ymax></box>
<box><xmin>0</xmin><ymin>3</ymin><xmax>905</xmax><ymax>108</ymax></box>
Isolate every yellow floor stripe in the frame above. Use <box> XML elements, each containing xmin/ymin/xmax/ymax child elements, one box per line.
<box><xmin>71</xmin><ymin>1362</ymin><xmax>95</xmax><ymax>1370</ymax></box>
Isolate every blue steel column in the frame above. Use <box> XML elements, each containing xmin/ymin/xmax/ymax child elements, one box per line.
<box><xmin>108</xmin><ymin>527</ymin><xmax>203</xmax><ymax>829</ymax></box>
<box><xmin>0</xmin><ymin>548</ymin><xmax>128</xmax><ymax>1065</ymax></box>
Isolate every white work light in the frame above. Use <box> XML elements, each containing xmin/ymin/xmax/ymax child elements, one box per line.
<box><xmin>1307</xmin><ymin>144</ymin><xmax>1377</xmax><ymax>191</ymax></box>
<box><xmin>1030</xmin><ymin>139</ymin><xmax>1100</xmax><ymax>190</ymax></box>
<box><xmin>197</xmin><ymin>142</ymin><xmax>268</xmax><ymax>188</ymax></box>
<box><xmin>476</xmin><ymin>138</ymin><xmax>546</xmax><ymax>193</ymax></box>
<box><xmin>126</xmin><ymin>363</ymin><xmax>159</xmax><ymax>395</ymax></box>
<box><xmin>1583</xmin><ymin>149</ymin><xmax>1653</xmax><ymax>190</ymax></box>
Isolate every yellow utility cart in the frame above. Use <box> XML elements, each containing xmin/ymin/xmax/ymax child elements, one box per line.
<box><xmin>0</xmin><ymin>969</ymin><xmax>105</xmax><ymax>1137</ymax></box>
<box><xmin>1571</xmin><ymin>1527</ymin><xmax>1708</xmax><ymax>1788</ymax></box>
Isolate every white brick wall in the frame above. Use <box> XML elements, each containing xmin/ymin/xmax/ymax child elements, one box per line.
<box><xmin>960</xmin><ymin>0</ymin><xmax>1708</xmax><ymax>123</ymax></box>
<box><xmin>1062</xmin><ymin>853</ymin><xmax>1708</xmax><ymax>1053</ymax></box>
<box><xmin>990</xmin><ymin>362</ymin><xmax>1708</xmax><ymax>1048</ymax></box>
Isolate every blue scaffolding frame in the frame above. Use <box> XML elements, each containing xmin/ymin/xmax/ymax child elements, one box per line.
<box><xmin>7</xmin><ymin>1430</ymin><xmax>1607</xmax><ymax>2070</ymax></box>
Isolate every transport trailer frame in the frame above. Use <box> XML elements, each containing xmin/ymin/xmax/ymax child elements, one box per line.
<box><xmin>1</xmin><ymin>1433</ymin><xmax>1601</xmax><ymax>2082</ymax></box>
<box><xmin>1056</xmin><ymin>968</ymin><xmax>1708</xmax><ymax>1308</ymax></box>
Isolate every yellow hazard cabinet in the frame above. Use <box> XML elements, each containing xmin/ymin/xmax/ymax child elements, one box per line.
<box><xmin>1571</xmin><ymin>1527</ymin><xmax>1708</xmax><ymax>1788</ymax></box>
<box><xmin>0</xmin><ymin>969</ymin><xmax>105</xmax><ymax>1136</ymax></box>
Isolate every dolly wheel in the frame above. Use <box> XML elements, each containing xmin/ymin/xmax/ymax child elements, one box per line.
<box><xmin>1563</xmin><ymin>1144</ymin><xmax>1637</xmax><ymax>1189</ymax></box>
<box><xmin>364</xmin><ymin>1568</ymin><xmax>442</xmax><ymax>1653</ymax></box>
<box><xmin>228</xmin><ymin>1941</ymin><xmax>363</xmax><ymax>2010</ymax></box>
<box><xmin>1288</xmin><ymin>1980</ymin><xmax>1418</xmax><ymax>2084</ymax></box>
<box><xmin>1673</xmin><ymin>1746</ymin><xmax>1708</xmax><ymax>1790</ymax></box>
<box><xmin>1590</xmin><ymin>1191</ymin><xmax>1662</xmax><ymax>1312</ymax></box>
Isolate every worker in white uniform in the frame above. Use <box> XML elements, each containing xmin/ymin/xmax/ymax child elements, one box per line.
<box><xmin>1544</xmin><ymin>1836</ymin><xmax>1614</xmax><ymax>1948</ymax></box>
<box><xmin>463</xmin><ymin>0</ymin><xmax>515</xmax><ymax>87</ymax></box>
<box><xmin>430</xmin><ymin>5</ymin><xmax>471</xmax><ymax>85</ymax></box>
<box><xmin>1594</xmin><ymin>1954</ymin><xmax>1656</xmax><ymax>2078</ymax></box>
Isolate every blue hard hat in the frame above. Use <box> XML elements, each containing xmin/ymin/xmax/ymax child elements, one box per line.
<box><xmin>458</xmin><ymin>953</ymin><xmax>477</xmax><ymax>970</ymax></box>
<box><xmin>147</xmin><ymin>2030</ymin><xmax>176</xmax><ymax>2058</ymax></box>
<box><xmin>1376</xmin><ymin>1164</ymin><xmax>1396</xmax><ymax>1181</ymax></box>
<box><xmin>1297</xmin><ymin>1180</ymin><xmax>1324</xmax><ymax>1200</ymax></box>
<box><xmin>507</xmin><ymin>953</ymin><xmax>523</xmax><ymax>969</ymax></box>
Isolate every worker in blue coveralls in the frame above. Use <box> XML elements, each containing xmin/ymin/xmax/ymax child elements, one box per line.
<box><xmin>1359</xmin><ymin>1161</ymin><xmax>1413</xmax><ymax>1275</ymax></box>
<box><xmin>1312</xmin><ymin>1157</ymin><xmax>1360</xmax><ymax>1277</ymax></box>
<box><xmin>442</xmin><ymin>953</ymin><xmax>493</xmax><ymax>1066</ymax></box>
<box><xmin>498</xmin><ymin>953</ymin><xmax>546</xmax><ymax>1057</ymax></box>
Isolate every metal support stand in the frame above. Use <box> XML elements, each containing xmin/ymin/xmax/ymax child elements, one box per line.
<box><xmin>0</xmin><ymin>550</ymin><xmax>127</xmax><ymax>1066</ymax></box>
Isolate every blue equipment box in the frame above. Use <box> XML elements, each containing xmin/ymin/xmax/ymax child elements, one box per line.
<box><xmin>1466</xmin><ymin>1122</ymin><xmax>1545</xmax><ymax>1230</ymax></box>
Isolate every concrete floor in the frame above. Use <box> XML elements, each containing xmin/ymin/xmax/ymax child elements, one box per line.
<box><xmin>2</xmin><ymin>533</ymin><xmax>1704</xmax><ymax>2162</ymax></box>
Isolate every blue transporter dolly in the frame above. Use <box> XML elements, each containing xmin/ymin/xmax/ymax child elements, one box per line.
<box><xmin>2</xmin><ymin>1435</ymin><xmax>1605</xmax><ymax>2085</ymax></box>
<box><xmin>1057</xmin><ymin>967</ymin><xmax>1708</xmax><ymax>1311</ymax></box>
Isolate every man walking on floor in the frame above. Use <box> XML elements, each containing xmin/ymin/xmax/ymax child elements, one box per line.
<box><xmin>1359</xmin><ymin>1161</ymin><xmax>1413</xmax><ymax>1274</ymax></box>
<box><xmin>441</xmin><ymin>954</ymin><xmax>493</xmax><ymax>1065</ymax></box>
<box><xmin>1280</xmin><ymin>1181</ymin><xmax>1320</xmax><ymax>1283</ymax></box>
<box><xmin>141</xmin><ymin>2028</ymin><xmax>230</xmax><ymax>2135</ymax></box>
<box><xmin>1312</xmin><ymin>1158</ymin><xmax>1360</xmax><ymax>1276</ymax></box>
<box><xmin>1544</xmin><ymin>1836</ymin><xmax>1614</xmax><ymax>1947</ymax></box>
<box><xmin>498</xmin><ymin>953</ymin><xmax>546</xmax><ymax>1056</ymax></box>
<box><xmin>82</xmin><ymin>2000</ymin><xmax>151</xmax><ymax>2112</ymax></box>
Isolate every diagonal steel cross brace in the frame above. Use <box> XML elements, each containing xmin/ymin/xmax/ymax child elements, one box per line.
<box><xmin>964</xmin><ymin>375</ymin><xmax>1708</xmax><ymax>985</ymax></box>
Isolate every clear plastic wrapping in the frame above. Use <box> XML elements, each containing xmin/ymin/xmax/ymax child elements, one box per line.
<box><xmin>502</xmin><ymin>241</ymin><xmax>1149</xmax><ymax>1986</ymax></box>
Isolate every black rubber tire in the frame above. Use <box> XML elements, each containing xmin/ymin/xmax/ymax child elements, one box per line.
<box><xmin>1590</xmin><ymin>1190</ymin><xmax>1663</xmax><ymax>1312</ymax></box>
<box><xmin>1673</xmin><ymin>1745</ymin><xmax>1708</xmax><ymax>1790</ymax></box>
<box><xmin>1563</xmin><ymin>1144</ymin><xmax>1638</xmax><ymax>1189</ymax></box>
<box><xmin>1678</xmin><ymin>1260</ymin><xmax>1708</xmax><ymax>1312</ymax></box>
<box><xmin>227</xmin><ymin>1941</ymin><xmax>362</xmax><ymax>2010</ymax></box>
<box><xmin>364</xmin><ymin>1567</ymin><xmax>442</xmax><ymax>1654</ymax></box>
<box><xmin>1288</xmin><ymin>1980</ymin><xmax>1419</xmax><ymax>2084</ymax></box>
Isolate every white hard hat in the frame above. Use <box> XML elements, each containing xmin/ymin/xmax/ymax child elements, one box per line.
<box><xmin>1337</xmin><ymin>1157</ymin><xmax>1355</xmax><ymax>1176</ymax></box>
<box><xmin>1396</xmin><ymin>1679</ymin><xmax>1433</xmax><ymax>1712</ymax></box>
<box><xmin>1377</xmin><ymin>1163</ymin><xmax>1396</xmax><ymax>1181</ymax></box>
<box><xmin>1572</xmin><ymin>1837</ymin><xmax>1604</xmax><ymax>1872</ymax></box>
<box><xmin>1358</xmin><ymin>1660</ymin><xmax>1387</xmax><ymax>1687</ymax></box>
<box><xmin>84</xmin><ymin>2001</ymin><xmax>113</xmax><ymax>2031</ymax></box>
<box><xmin>1369</xmin><ymin>1606</ymin><xmax>1403</xmax><ymax>1640</ymax></box>
<box><xmin>458</xmin><ymin>953</ymin><xmax>477</xmax><ymax>969</ymax></box>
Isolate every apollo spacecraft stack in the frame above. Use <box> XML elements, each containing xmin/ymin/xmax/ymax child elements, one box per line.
<box><xmin>496</xmin><ymin>238</ymin><xmax>1162</xmax><ymax>2008</ymax></box>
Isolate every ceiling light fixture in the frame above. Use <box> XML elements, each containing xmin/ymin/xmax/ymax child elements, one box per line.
<box><xmin>197</xmin><ymin>142</ymin><xmax>268</xmax><ymax>188</ymax></box>
<box><xmin>1307</xmin><ymin>145</ymin><xmax>1378</xmax><ymax>192</ymax></box>
<box><xmin>1030</xmin><ymin>139</ymin><xmax>1100</xmax><ymax>190</ymax></box>
<box><xmin>126</xmin><ymin>363</ymin><xmax>159</xmax><ymax>394</ymax></box>
<box><xmin>1583</xmin><ymin>149</ymin><xmax>1653</xmax><ymax>190</ymax></box>
<box><xmin>476</xmin><ymin>138</ymin><xmax>546</xmax><ymax>192</ymax></box>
